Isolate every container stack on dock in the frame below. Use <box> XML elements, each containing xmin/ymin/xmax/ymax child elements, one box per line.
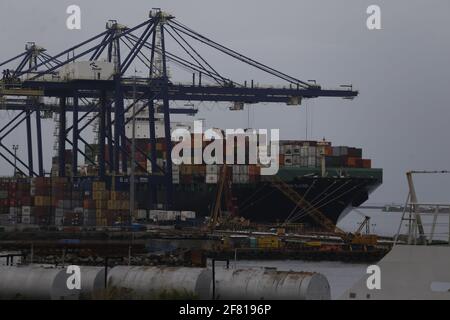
<box><xmin>0</xmin><ymin>174</ymin><xmax>198</xmax><ymax>228</ymax></box>
<box><xmin>0</xmin><ymin>177</ymin><xmax>133</xmax><ymax>228</ymax></box>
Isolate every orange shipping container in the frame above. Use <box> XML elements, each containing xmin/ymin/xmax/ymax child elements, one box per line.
<box><xmin>83</xmin><ymin>199</ymin><xmax>96</xmax><ymax>209</ymax></box>
<box><xmin>362</xmin><ymin>159</ymin><xmax>372</xmax><ymax>168</ymax></box>
<box><xmin>347</xmin><ymin>157</ymin><xmax>358</xmax><ymax>167</ymax></box>
<box><xmin>249</xmin><ymin>165</ymin><xmax>261</xmax><ymax>176</ymax></box>
<box><xmin>279</xmin><ymin>154</ymin><xmax>285</xmax><ymax>166</ymax></box>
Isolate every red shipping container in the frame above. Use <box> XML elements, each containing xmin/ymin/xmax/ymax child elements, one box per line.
<box><xmin>362</xmin><ymin>159</ymin><xmax>372</xmax><ymax>168</ymax></box>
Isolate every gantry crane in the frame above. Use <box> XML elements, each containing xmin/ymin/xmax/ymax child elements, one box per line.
<box><xmin>0</xmin><ymin>9</ymin><xmax>358</xmax><ymax>210</ymax></box>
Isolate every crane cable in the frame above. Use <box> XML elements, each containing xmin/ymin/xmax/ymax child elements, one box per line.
<box><xmin>287</xmin><ymin>180</ymin><xmax>350</xmax><ymax>222</ymax></box>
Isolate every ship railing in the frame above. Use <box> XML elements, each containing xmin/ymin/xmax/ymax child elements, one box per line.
<box><xmin>394</xmin><ymin>203</ymin><xmax>450</xmax><ymax>246</ymax></box>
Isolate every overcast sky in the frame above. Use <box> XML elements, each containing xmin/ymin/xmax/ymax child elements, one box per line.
<box><xmin>1</xmin><ymin>0</ymin><xmax>450</xmax><ymax>204</ymax></box>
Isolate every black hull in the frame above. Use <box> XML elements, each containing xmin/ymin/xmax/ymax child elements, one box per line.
<box><xmin>168</xmin><ymin>176</ymin><xmax>381</xmax><ymax>226</ymax></box>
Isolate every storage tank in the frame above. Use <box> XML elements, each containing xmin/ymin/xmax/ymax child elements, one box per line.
<box><xmin>213</xmin><ymin>268</ymin><xmax>330</xmax><ymax>300</ymax></box>
<box><xmin>79</xmin><ymin>266</ymin><xmax>106</xmax><ymax>299</ymax></box>
<box><xmin>107</xmin><ymin>266</ymin><xmax>211</xmax><ymax>299</ymax></box>
<box><xmin>0</xmin><ymin>265</ymin><xmax>79</xmax><ymax>300</ymax></box>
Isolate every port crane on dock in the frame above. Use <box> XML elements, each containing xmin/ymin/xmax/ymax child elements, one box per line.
<box><xmin>0</xmin><ymin>9</ymin><xmax>358</xmax><ymax>210</ymax></box>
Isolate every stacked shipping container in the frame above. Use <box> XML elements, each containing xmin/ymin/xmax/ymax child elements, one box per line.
<box><xmin>0</xmin><ymin>136</ymin><xmax>373</xmax><ymax>227</ymax></box>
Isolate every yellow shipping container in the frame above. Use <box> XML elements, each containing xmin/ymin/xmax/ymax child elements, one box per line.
<box><xmin>305</xmin><ymin>241</ymin><xmax>322</xmax><ymax>247</ymax></box>
<box><xmin>96</xmin><ymin>218</ymin><xmax>107</xmax><ymax>226</ymax></box>
<box><xmin>110</xmin><ymin>191</ymin><xmax>121</xmax><ymax>201</ymax></box>
<box><xmin>34</xmin><ymin>196</ymin><xmax>52</xmax><ymax>206</ymax></box>
<box><xmin>107</xmin><ymin>200</ymin><xmax>119</xmax><ymax>210</ymax></box>
<box><xmin>95</xmin><ymin>200</ymin><xmax>108</xmax><ymax>209</ymax></box>
<box><xmin>257</xmin><ymin>236</ymin><xmax>280</xmax><ymax>249</ymax></box>
<box><xmin>106</xmin><ymin>199</ymin><xmax>130</xmax><ymax>210</ymax></box>
<box><xmin>93</xmin><ymin>181</ymin><xmax>106</xmax><ymax>191</ymax></box>
<box><xmin>351</xmin><ymin>235</ymin><xmax>378</xmax><ymax>246</ymax></box>
<box><xmin>121</xmin><ymin>201</ymin><xmax>130</xmax><ymax>210</ymax></box>
<box><xmin>93</xmin><ymin>191</ymin><xmax>109</xmax><ymax>200</ymax></box>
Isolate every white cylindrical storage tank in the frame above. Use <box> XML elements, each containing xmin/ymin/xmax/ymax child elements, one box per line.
<box><xmin>0</xmin><ymin>265</ymin><xmax>79</xmax><ymax>300</ymax></box>
<box><xmin>79</xmin><ymin>266</ymin><xmax>107</xmax><ymax>299</ymax></box>
<box><xmin>107</xmin><ymin>266</ymin><xmax>211</xmax><ymax>299</ymax></box>
<box><xmin>213</xmin><ymin>268</ymin><xmax>330</xmax><ymax>300</ymax></box>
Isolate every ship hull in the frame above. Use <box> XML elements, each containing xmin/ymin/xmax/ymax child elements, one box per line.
<box><xmin>167</xmin><ymin>176</ymin><xmax>380</xmax><ymax>226</ymax></box>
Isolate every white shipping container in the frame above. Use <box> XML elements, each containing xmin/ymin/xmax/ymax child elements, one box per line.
<box><xmin>308</xmin><ymin>157</ymin><xmax>316</xmax><ymax>167</ymax></box>
<box><xmin>206</xmin><ymin>165</ymin><xmax>219</xmax><ymax>174</ymax></box>
<box><xmin>55</xmin><ymin>208</ymin><xmax>65</xmax><ymax>217</ymax></box>
<box><xmin>55</xmin><ymin>216</ymin><xmax>64</xmax><ymax>226</ymax></box>
<box><xmin>239</xmin><ymin>175</ymin><xmax>249</xmax><ymax>183</ymax></box>
<box><xmin>181</xmin><ymin>211</ymin><xmax>196</xmax><ymax>220</ymax></box>
<box><xmin>148</xmin><ymin>210</ymin><xmax>159</xmax><ymax>220</ymax></box>
<box><xmin>137</xmin><ymin>209</ymin><xmax>147</xmax><ymax>220</ymax></box>
<box><xmin>151</xmin><ymin>210</ymin><xmax>179</xmax><ymax>221</ymax></box>
<box><xmin>285</xmin><ymin>145</ymin><xmax>293</xmax><ymax>155</ymax></box>
<box><xmin>22</xmin><ymin>206</ymin><xmax>32</xmax><ymax>216</ymax></box>
<box><xmin>284</xmin><ymin>155</ymin><xmax>293</xmax><ymax>166</ymax></box>
<box><xmin>206</xmin><ymin>174</ymin><xmax>218</xmax><ymax>184</ymax></box>
<box><xmin>300</xmin><ymin>146</ymin><xmax>309</xmax><ymax>157</ymax></box>
<box><xmin>166</xmin><ymin>211</ymin><xmax>179</xmax><ymax>221</ymax></box>
<box><xmin>156</xmin><ymin>210</ymin><xmax>167</xmax><ymax>221</ymax></box>
<box><xmin>22</xmin><ymin>216</ymin><xmax>31</xmax><ymax>224</ymax></box>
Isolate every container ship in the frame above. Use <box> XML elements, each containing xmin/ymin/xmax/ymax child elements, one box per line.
<box><xmin>0</xmin><ymin>108</ymin><xmax>382</xmax><ymax>229</ymax></box>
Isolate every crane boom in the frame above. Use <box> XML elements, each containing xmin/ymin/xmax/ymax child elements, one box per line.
<box><xmin>209</xmin><ymin>165</ymin><xmax>229</xmax><ymax>230</ymax></box>
<box><xmin>270</xmin><ymin>176</ymin><xmax>351</xmax><ymax>242</ymax></box>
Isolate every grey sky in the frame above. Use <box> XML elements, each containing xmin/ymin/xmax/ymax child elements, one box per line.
<box><xmin>1</xmin><ymin>0</ymin><xmax>449</xmax><ymax>204</ymax></box>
